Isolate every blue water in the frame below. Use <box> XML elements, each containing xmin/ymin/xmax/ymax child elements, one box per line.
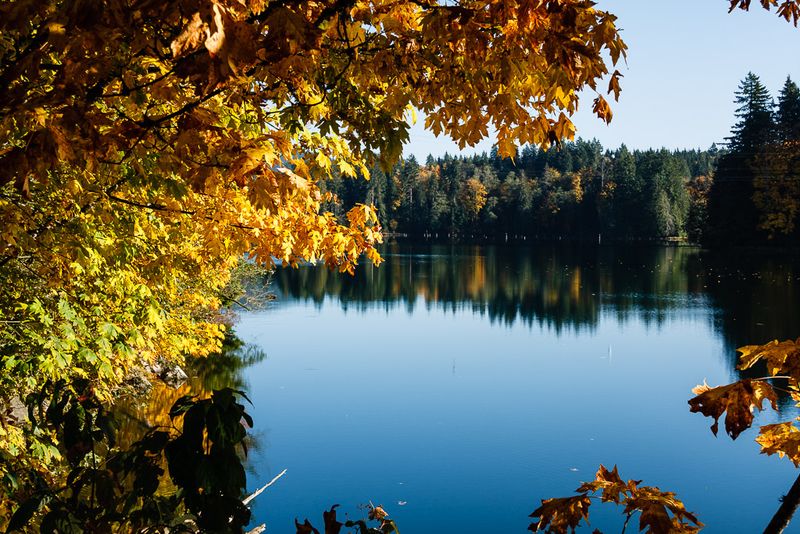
<box><xmin>233</xmin><ymin>243</ymin><xmax>800</xmax><ymax>533</ymax></box>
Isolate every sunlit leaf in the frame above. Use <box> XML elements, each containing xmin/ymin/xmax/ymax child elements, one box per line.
<box><xmin>688</xmin><ymin>379</ymin><xmax>777</xmax><ymax>439</ymax></box>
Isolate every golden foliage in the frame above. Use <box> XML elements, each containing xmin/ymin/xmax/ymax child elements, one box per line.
<box><xmin>757</xmin><ymin>420</ymin><xmax>800</xmax><ymax>466</ymax></box>
<box><xmin>691</xmin><ymin>338</ymin><xmax>800</xmax><ymax>467</ymax></box>
<box><xmin>0</xmin><ymin>0</ymin><xmax>628</xmax><ymax>506</ymax></box>
<box><xmin>577</xmin><ymin>464</ymin><xmax>637</xmax><ymax>504</ymax></box>
<box><xmin>529</xmin><ymin>495</ymin><xmax>592</xmax><ymax>534</ymax></box>
<box><xmin>623</xmin><ymin>486</ymin><xmax>702</xmax><ymax>534</ymax></box>
<box><xmin>530</xmin><ymin>465</ymin><xmax>702</xmax><ymax>534</ymax></box>
<box><xmin>458</xmin><ymin>178</ymin><xmax>489</xmax><ymax>220</ymax></box>
<box><xmin>737</xmin><ymin>338</ymin><xmax>800</xmax><ymax>380</ymax></box>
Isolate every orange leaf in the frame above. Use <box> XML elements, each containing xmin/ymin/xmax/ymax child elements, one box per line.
<box><xmin>529</xmin><ymin>495</ymin><xmax>591</xmax><ymax>534</ymax></box>
<box><xmin>688</xmin><ymin>379</ymin><xmax>777</xmax><ymax>439</ymax></box>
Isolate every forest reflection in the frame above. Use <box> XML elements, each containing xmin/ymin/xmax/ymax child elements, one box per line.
<box><xmin>117</xmin><ymin>243</ymin><xmax>800</xmax><ymax>442</ymax></box>
<box><xmin>115</xmin><ymin>336</ymin><xmax>266</xmax><ymax>448</ymax></box>
<box><xmin>274</xmin><ymin>242</ymin><xmax>800</xmax><ymax>356</ymax></box>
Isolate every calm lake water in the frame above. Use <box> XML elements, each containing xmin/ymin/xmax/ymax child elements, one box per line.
<box><xmin>186</xmin><ymin>243</ymin><xmax>800</xmax><ymax>531</ymax></box>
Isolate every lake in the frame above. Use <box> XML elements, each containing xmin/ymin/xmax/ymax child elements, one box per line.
<box><xmin>195</xmin><ymin>243</ymin><xmax>800</xmax><ymax>532</ymax></box>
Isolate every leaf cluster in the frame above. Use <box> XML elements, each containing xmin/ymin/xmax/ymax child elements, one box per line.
<box><xmin>295</xmin><ymin>504</ymin><xmax>398</xmax><ymax>534</ymax></box>
<box><xmin>729</xmin><ymin>0</ymin><xmax>800</xmax><ymax>25</ymax></box>
<box><xmin>529</xmin><ymin>465</ymin><xmax>702</xmax><ymax>534</ymax></box>
<box><xmin>688</xmin><ymin>338</ymin><xmax>800</xmax><ymax>466</ymax></box>
<box><xmin>6</xmin><ymin>387</ymin><xmax>254</xmax><ymax>534</ymax></box>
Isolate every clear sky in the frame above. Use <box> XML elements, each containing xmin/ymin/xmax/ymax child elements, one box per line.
<box><xmin>404</xmin><ymin>0</ymin><xmax>800</xmax><ymax>159</ymax></box>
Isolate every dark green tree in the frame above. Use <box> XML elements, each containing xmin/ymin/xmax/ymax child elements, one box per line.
<box><xmin>609</xmin><ymin>144</ymin><xmax>640</xmax><ymax>237</ymax></box>
<box><xmin>777</xmin><ymin>76</ymin><xmax>800</xmax><ymax>142</ymax></box>
<box><xmin>707</xmin><ymin>73</ymin><xmax>775</xmax><ymax>244</ymax></box>
<box><xmin>728</xmin><ymin>72</ymin><xmax>775</xmax><ymax>152</ymax></box>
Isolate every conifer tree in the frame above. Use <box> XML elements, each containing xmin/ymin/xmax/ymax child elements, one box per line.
<box><xmin>777</xmin><ymin>76</ymin><xmax>800</xmax><ymax>141</ymax></box>
<box><xmin>727</xmin><ymin>72</ymin><xmax>775</xmax><ymax>153</ymax></box>
<box><xmin>707</xmin><ymin>73</ymin><xmax>773</xmax><ymax>244</ymax></box>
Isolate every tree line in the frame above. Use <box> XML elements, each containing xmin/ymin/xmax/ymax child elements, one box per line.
<box><xmin>326</xmin><ymin>140</ymin><xmax>715</xmax><ymax>242</ymax></box>
<box><xmin>325</xmin><ymin>74</ymin><xmax>800</xmax><ymax>246</ymax></box>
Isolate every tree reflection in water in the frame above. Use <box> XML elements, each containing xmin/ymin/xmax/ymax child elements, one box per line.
<box><xmin>273</xmin><ymin>242</ymin><xmax>800</xmax><ymax>372</ymax></box>
<box><xmin>115</xmin><ymin>333</ymin><xmax>266</xmax><ymax>449</ymax></box>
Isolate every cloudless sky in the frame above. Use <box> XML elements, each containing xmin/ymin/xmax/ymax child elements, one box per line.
<box><xmin>405</xmin><ymin>0</ymin><xmax>800</xmax><ymax>159</ymax></box>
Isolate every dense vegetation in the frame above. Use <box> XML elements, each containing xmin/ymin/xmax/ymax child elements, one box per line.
<box><xmin>0</xmin><ymin>0</ymin><xmax>629</xmax><ymax>529</ymax></box>
<box><xmin>326</xmin><ymin>141</ymin><xmax>716</xmax><ymax>241</ymax></box>
<box><xmin>707</xmin><ymin>74</ymin><xmax>800</xmax><ymax>245</ymax></box>
<box><xmin>325</xmin><ymin>73</ymin><xmax>800</xmax><ymax>245</ymax></box>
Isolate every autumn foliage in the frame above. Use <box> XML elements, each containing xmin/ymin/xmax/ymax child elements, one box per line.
<box><xmin>688</xmin><ymin>379</ymin><xmax>778</xmax><ymax>440</ymax></box>
<box><xmin>1</xmin><ymin>0</ymin><xmax>798</xmax><ymax>530</ymax></box>
<box><xmin>689</xmin><ymin>339</ymin><xmax>800</xmax><ymax>466</ymax></box>
<box><xmin>729</xmin><ymin>0</ymin><xmax>800</xmax><ymax>24</ymax></box>
<box><xmin>529</xmin><ymin>465</ymin><xmax>702</xmax><ymax>534</ymax></box>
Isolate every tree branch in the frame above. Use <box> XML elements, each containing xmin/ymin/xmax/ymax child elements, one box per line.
<box><xmin>243</xmin><ymin>469</ymin><xmax>287</xmax><ymax>506</ymax></box>
<box><xmin>765</xmin><ymin>472</ymin><xmax>800</xmax><ymax>534</ymax></box>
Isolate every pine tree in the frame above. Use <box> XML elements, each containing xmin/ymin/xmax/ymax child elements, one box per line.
<box><xmin>727</xmin><ymin>72</ymin><xmax>775</xmax><ymax>153</ymax></box>
<box><xmin>777</xmin><ymin>76</ymin><xmax>800</xmax><ymax>141</ymax></box>
<box><xmin>706</xmin><ymin>73</ymin><xmax>774</xmax><ymax>244</ymax></box>
<box><xmin>609</xmin><ymin>144</ymin><xmax>640</xmax><ymax>237</ymax></box>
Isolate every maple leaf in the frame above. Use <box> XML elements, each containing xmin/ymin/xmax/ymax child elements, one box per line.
<box><xmin>625</xmin><ymin>486</ymin><xmax>703</xmax><ymax>534</ymax></box>
<box><xmin>577</xmin><ymin>464</ymin><xmax>639</xmax><ymax>504</ymax></box>
<box><xmin>688</xmin><ymin>379</ymin><xmax>777</xmax><ymax>439</ymax></box>
<box><xmin>592</xmin><ymin>96</ymin><xmax>613</xmax><ymax>124</ymax></box>
<box><xmin>533</xmin><ymin>466</ymin><xmax>701</xmax><ymax>534</ymax></box>
<box><xmin>737</xmin><ymin>338</ymin><xmax>800</xmax><ymax>381</ymax></box>
<box><xmin>608</xmin><ymin>70</ymin><xmax>624</xmax><ymax>102</ymax></box>
<box><xmin>529</xmin><ymin>495</ymin><xmax>592</xmax><ymax>534</ymax></box>
<box><xmin>757</xmin><ymin>420</ymin><xmax>800</xmax><ymax>466</ymax></box>
<box><xmin>322</xmin><ymin>505</ymin><xmax>343</xmax><ymax>534</ymax></box>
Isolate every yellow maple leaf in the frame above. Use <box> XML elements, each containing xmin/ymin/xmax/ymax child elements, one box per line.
<box><xmin>737</xmin><ymin>338</ymin><xmax>800</xmax><ymax>381</ymax></box>
<box><xmin>757</xmin><ymin>420</ymin><xmax>800</xmax><ymax>466</ymax></box>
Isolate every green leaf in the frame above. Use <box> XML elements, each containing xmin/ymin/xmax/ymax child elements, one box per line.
<box><xmin>7</xmin><ymin>494</ymin><xmax>48</xmax><ymax>532</ymax></box>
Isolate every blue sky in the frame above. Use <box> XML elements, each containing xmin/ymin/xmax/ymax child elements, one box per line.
<box><xmin>405</xmin><ymin>0</ymin><xmax>800</xmax><ymax>159</ymax></box>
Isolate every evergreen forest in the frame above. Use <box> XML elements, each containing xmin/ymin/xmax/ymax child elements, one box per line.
<box><xmin>325</xmin><ymin>73</ymin><xmax>800</xmax><ymax>246</ymax></box>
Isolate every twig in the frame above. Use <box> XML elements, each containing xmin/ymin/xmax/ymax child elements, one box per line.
<box><xmin>243</xmin><ymin>469</ymin><xmax>287</xmax><ymax>506</ymax></box>
<box><xmin>621</xmin><ymin>511</ymin><xmax>633</xmax><ymax>534</ymax></box>
<box><xmin>755</xmin><ymin>376</ymin><xmax>792</xmax><ymax>381</ymax></box>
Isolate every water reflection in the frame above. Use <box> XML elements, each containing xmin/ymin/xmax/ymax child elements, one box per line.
<box><xmin>113</xmin><ymin>243</ymin><xmax>800</xmax><ymax>533</ymax></box>
<box><xmin>116</xmin><ymin>334</ymin><xmax>266</xmax><ymax>448</ymax></box>
<box><xmin>274</xmin><ymin>242</ymin><xmax>800</xmax><ymax>361</ymax></box>
<box><xmin>242</xmin><ymin>243</ymin><xmax>800</xmax><ymax>533</ymax></box>
<box><xmin>700</xmin><ymin>250</ymin><xmax>800</xmax><ymax>355</ymax></box>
